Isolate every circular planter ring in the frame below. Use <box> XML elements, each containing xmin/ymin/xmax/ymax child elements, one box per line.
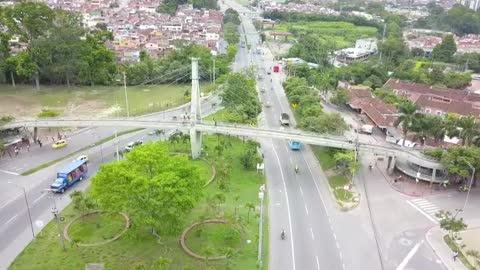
<box><xmin>170</xmin><ymin>152</ymin><xmax>216</xmax><ymax>187</ymax></box>
<box><xmin>64</xmin><ymin>210</ymin><xmax>130</xmax><ymax>247</ymax></box>
<box><xmin>179</xmin><ymin>219</ymin><xmax>246</xmax><ymax>261</ymax></box>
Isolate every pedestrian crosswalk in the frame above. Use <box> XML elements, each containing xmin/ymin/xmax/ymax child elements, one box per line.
<box><xmin>407</xmin><ymin>198</ymin><xmax>441</xmax><ymax>224</ymax></box>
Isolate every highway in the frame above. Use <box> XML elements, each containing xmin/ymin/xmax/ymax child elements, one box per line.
<box><xmin>226</xmin><ymin>1</ymin><xmax>345</xmax><ymax>269</ymax></box>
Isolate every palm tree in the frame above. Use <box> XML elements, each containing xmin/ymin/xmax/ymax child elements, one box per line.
<box><xmin>456</xmin><ymin>116</ymin><xmax>479</xmax><ymax>146</ymax></box>
<box><xmin>245</xmin><ymin>202</ymin><xmax>255</xmax><ymax>223</ymax></box>
<box><xmin>394</xmin><ymin>102</ymin><xmax>422</xmax><ymax>146</ymax></box>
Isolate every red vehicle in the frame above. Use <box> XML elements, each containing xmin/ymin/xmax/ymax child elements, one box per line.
<box><xmin>273</xmin><ymin>66</ymin><xmax>280</xmax><ymax>73</ymax></box>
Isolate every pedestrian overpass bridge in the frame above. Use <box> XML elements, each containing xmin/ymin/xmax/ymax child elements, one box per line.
<box><xmin>3</xmin><ymin>118</ymin><xmax>446</xmax><ymax>183</ymax></box>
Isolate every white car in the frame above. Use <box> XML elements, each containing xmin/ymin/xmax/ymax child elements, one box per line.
<box><xmin>75</xmin><ymin>155</ymin><xmax>88</xmax><ymax>163</ymax></box>
<box><xmin>125</xmin><ymin>140</ymin><xmax>143</xmax><ymax>151</ymax></box>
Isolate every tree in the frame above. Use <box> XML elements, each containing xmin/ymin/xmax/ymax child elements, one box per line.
<box><xmin>213</xmin><ymin>192</ymin><xmax>226</xmax><ymax>216</ymax></box>
<box><xmin>330</xmin><ymin>89</ymin><xmax>349</xmax><ymax>105</ymax></box>
<box><xmin>192</xmin><ymin>0</ymin><xmax>218</xmax><ymax>9</ymax></box>
<box><xmin>215</xmin><ymin>156</ymin><xmax>232</xmax><ymax>190</ymax></box>
<box><xmin>435</xmin><ymin>210</ymin><xmax>467</xmax><ymax>240</ymax></box>
<box><xmin>441</xmin><ymin>147</ymin><xmax>480</xmax><ymax>186</ymax></box>
<box><xmin>223</xmin><ymin>8</ymin><xmax>240</xmax><ymax>25</ymax></box>
<box><xmin>70</xmin><ymin>191</ymin><xmax>96</xmax><ymax>216</ymax></box>
<box><xmin>394</xmin><ymin>102</ymin><xmax>422</xmax><ymax>146</ymax></box>
<box><xmin>202</xmin><ymin>246</ymin><xmax>215</xmax><ymax>268</ymax></box>
<box><xmin>455</xmin><ymin>116</ymin><xmax>479</xmax><ymax>146</ymax></box>
<box><xmin>91</xmin><ymin>142</ymin><xmax>204</xmax><ymax>235</ymax></box>
<box><xmin>220</xmin><ymin>72</ymin><xmax>260</xmax><ymax>123</ymax></box>
<box><xmin>333</xmin><ymin>151</ymin><xmax>359</xmax><ymax>178</ymax></box>
<box><xmin>432</xmin><ymin>35</ymin><xmax>457</xmax><ymax>63</ymax></box>
<box><xmin>245</xmin><ymin>202</ymin><xmax>255</xmax><ymax>223</ymax></box>
<box><xmin>299</xmin><ymin>113</ymin><xmax>348</xmax><ymax>135</ymax></box>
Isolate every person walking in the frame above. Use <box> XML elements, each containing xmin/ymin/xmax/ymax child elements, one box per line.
<box><xmin>14</xmin><ymin>146</ymin><xmax>19</xmax><ymax>156</ymax></box>
<box><xmin>453</xmin><ymin>251</ymin><xmax>459</xmax><ymax>261</ymax></box>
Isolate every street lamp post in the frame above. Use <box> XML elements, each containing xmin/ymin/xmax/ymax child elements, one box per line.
<box><xmin>257</xmin><ymin>185</ymin><xmax>265</xmax><ymax>268</ymax></box>
<box><xmin>8</xmin><ymin>182</ymin><xmax>35</xmax><ymax>238</ymax></box>
<box><xmin>43</xmin><ymin>189</ymin><xmax>66</xmax><ymax>251</ymax></box>
<box><xmin>115</xmin><ymin>130</ymin><xmax>120</xmax><ymax>161</ymax></box>
<box><xmin>123</xmin><ymin>72</ymin><xmax>130</xmax><ymax>118</ymax></box>
<box><xmin>462</xmin><ymin>160</ymin><xmax>475</xmax><ymax>212</ymax></box>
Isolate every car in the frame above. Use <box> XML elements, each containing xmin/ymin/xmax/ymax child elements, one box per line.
<box><xmin>52</xmin><ymin>140</ymin><xmax>67</xmax><ymax>149</ymax></box>
<box><xmin>264</xmin><ymin>101</ymin><xmax>271</xmax><ymax>108</ymax></box>
<box><xmin>267</xmin><ymin>71</ymin><xmax>271</xmax><ymax>75</ymax></box>
<box><xmin>75</xmin><ymin>155</ymin><xmax>88</xmax><ymax>163</ymax></box>
<box><xmin>125</xmin><ymin>140</ymin><xmax>143</xmax><ymax>151</ymax></box>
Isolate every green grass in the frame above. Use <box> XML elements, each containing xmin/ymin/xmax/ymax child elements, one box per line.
<box><xmin>0</xmin><ymin>83</ymin><xmax>213</xmax><ymax>117</ymax></box>
<box><xmin>444</xmin><ymin>235</ymin><xmax>476</xmax><ymax>270</ymax></box>
<box><xmin>10</xmin><ymin>135</ymin><xmax>266</xmax><ymax>270</ymax></box>
<box><xmin>185</xmin><ymin>223</ymin><xmax>243</xmax><ymax>256</ymax></box>
<box><xmin>312</xmin><ymin>146</ymin><xmax>355</xmax><ymax>204</ymax></box>
<box><xmin>69</xmin><ymin>212</ymin><xmax>126</xmax><ymax>244</ymax></box>
<box><xmin>268</xmin><ymin>21</ymin><xmax>377</xmax><ymax>48</ymax></box>
<box><xmin>312</xmin><ymin>146</ymin><xmax>338</xmax><ymax>170</ymax></box>
<box><xmin>21</xmin><ymin>128</ymin><xmax>144</xmax><ymax>176</ymax></box>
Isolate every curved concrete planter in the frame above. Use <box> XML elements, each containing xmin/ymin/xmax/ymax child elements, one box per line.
<box><xmin>179</xmin><ymin>219</ymin><xmax>246</xmax><ymax>261</ymax></box>
<box><xmin>64</xmin><ymin>211</ymin><xmax>130</xmax><ymax>247</ymax></box>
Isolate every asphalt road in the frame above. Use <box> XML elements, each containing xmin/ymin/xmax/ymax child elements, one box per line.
<box><xmin>224</xmin><ymin>2</ymin><xmax>346</xmax><ymax>269</ymax></box>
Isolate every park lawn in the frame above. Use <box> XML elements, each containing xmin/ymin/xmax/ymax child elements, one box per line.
<box><xmin>9</xmin><ymin>135</ymin><xmax>266</xmax><ymax>270</ymax></box>
<box><xmin>68</xmin><ymin>212</ymin><xmax>126</xmax><ymax>244</ymax></box>
<box><xmin>269</xmin><ymin>21</ymin><xmax>377</xmax><ymax>48</ymax></box>
<box><xmin>0</xmin><ymin>83</ymin><xmax>213</xmax><ymax>118</ymax></box>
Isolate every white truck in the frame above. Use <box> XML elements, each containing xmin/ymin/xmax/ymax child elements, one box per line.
<box><xmin>280</xmin><ymin>113</ymin><xmax>290</xmax><ymax>126</ymax></box>
<box><xmin>360</xmin><ymin>125</ymin><xmax>373</xmax><ymax>134</ymax></box>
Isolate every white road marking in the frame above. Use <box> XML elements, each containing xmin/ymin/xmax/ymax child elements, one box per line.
<box><xmin>299</xmin><ymin>186</ymin><xmax>304</xmax><ymax>196</ymax></box>
<box><xmin>0</xmin><ymin>169</ymin><xmax>20</xmax><ymax>176</ymax></box>
<box><xmin>310</xmin><ymin>227</ymin><xmax>315</xmax><ymax>240</ymax></box>
<box><xmin>333</xmin><ymin>233</ymin><xmax>337</xmax><ymax>240</ymax></box>
<box><xmin>406</xmin><ymin>201</ymin><xmax>439</xmax><ymax>224</ymax></box>
<box><xmin>5</xmin><ymin>214</ymin><xmax>18</xmax><ymax>225</ymax></box>
<box><xmin>0</xmin><ymin>194</ymin><xmax>22</xmax><ymax>209</ymax></box>
<box><xmin>271</xmin><ymin>141</ymin><xmax>297</xmax><ymax>270</ymax></box>
<box><xmin>316</xmin><ymin>256</ymin><xmax>320</xmax><ymax>270</ymax></box>
<box><xmin>32</xmin><ymin>193</ymin><xmax>47</xmax><ymax>205</ymax></box>
<box><xmin>396</xmin><ymin>241</ymin><xmax>424</xmax><ymax>270</ymax></box>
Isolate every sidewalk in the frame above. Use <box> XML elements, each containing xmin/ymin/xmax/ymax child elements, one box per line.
<box><xmin>426</xmin><ymin>219</ymin><xmax>480</xmax><ymax>270</ymax></box>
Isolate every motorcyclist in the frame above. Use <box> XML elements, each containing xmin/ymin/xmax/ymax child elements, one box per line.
<box><xmin>368</xmin><ymin>162</ymin><xmax>374</xmax><ymax>170</ymax></box>
<box><xmin>295</xmin><ymin>165</ymin><xmax>299</xmax><ymax>173</ymax></box>
<box><xmin>281</xmin><ymin>229</ymin><xmax>286</xmax><ymax>240</ymax></box>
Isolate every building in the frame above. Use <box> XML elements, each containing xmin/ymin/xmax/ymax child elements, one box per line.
<box><xmin>335</xmin><ymin>38</ymin><xmax>378</xmax><ymax>64</ymax></box>
<box><xmin>346</xmin><ymin>87</ymin><xmax>398</xmax><ymax>130</ymax></box>
<box><xmin>384</xmin><ymin>79</ymin><xmax>480</xmax><ymax>118</ymax></box>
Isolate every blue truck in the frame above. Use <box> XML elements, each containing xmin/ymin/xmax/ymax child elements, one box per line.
<box><xmin>50</xmin><ymin>160</ymin><xmax>88</xmax><ymax>193</ymax></box>
<box><xmin>288</xmin><ymin>140</ymin><xmax>302</xmax><ymax>150</ymax></box>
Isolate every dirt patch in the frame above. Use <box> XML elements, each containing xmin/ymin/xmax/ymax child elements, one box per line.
<box><xmin>461</xmin><ymin>228</ymin><xmax>480</xmax><ymax>252</ymax></box>
<box><xmin>0</xmin><ymin>95</ymin><xmax>42</xmax><ymax>119</ymax></box>
<box><xmin>324</xmin><ymin>169</ymin><xmax>336</xmax><ymax>177</ymax></box>
<box><xmin>63</xmin><ymin>100</ymin><xmax>109</xmax><ymax>119</ymax></box>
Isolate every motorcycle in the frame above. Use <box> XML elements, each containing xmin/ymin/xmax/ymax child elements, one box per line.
<box><xmin>281</xmin><ymin>230</ymin><xmax>286</xmax><ymax>240</ymax></box>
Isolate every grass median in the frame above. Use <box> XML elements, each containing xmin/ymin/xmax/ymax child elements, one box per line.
<box><xmin>21</xmin><ymin>128</ymin><xmax>144</xmax><ymax>176</ymax></box>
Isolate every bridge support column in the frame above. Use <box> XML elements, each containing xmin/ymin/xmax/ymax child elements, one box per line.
<box><xmin>190</xmin><ymin>58</ymin><xmax>202</xmax><ymax>159</ymax></box>
<box><xmin>387</xmin><ymin>155</ymin><xmax>396</xmax><ymax>175</ymax></box>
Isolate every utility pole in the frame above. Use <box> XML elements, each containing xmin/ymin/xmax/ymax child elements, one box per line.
<box><xmin>43</xmin><ymin>189</ymin><xmax>66</xmax><ymax>251</ymax></box>
<box><xmin>8</xmin><ymin>182</ymin><xmax>35</xmax><ymax>238</ymax></box>
<box><xmin>190</xmin><ymin>58</ymin><xmax>202</xmax><ymax>159</ymax></box>
<box><xmin>115</xmin><ymin>130</ymin><xmax>120</xmax><ymax>161</ymax></box>
<box><xmin>123</xmin><ymin>72</ymin><xmax>130</xmax><ymax>117</ymax></box>
<box><xmin>258</xmin><ymin>185</ymin><xmax>265</xmax><ymax>268</ymax></box>
<box><xmin>379</xmin><ymin>23</ymin><xmax>387</xmax><ymax>63</ymax></box>
<box><xmin>213</xmin><ymin>57</ymin><xmax>216</xmax><ymax>84</ymax></box>
<box><xmin>463</xmin><ymin>160</ymin><xmax>475</xmax><ymax>213</ymax></box>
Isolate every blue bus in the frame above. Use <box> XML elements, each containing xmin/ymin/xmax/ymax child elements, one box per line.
<box><xmin>50</xmin><ymin>160</ymin><xmax>88</xmax><ymax>193</ymax></box>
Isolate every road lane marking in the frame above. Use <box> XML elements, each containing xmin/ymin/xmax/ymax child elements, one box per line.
<box><xmin>396</xmin><ymin>241</ymin><xmax>423</xmax><ymax>270</ymax></box>
<box><xmin>406</xmin><ymin>201</ymin><xmax>439</xmax><ymax>224</ymax></box>
<box><xmin>271</xmin><ymin>141</ymin><xmax>296</xmax><ymax>270</ymax></box>
<box><xmin>0</xmin><ymin>169</ymin><xmax>20</xmax><ymax>176</ymax></box>
<box><xmin>32</xmin><ymin>193</ymin><xmax>47</xmax><ymax>205</ymax></box>
<box><xmin>299</xmin><ymin>186</ymin><xmax>304</xmax><ymax>196</ymax></box>
<box><xmin>5</xmin><ymin>214</ymin><xmax>18</xmax><ymax>225</ymax></box>
<box><xmin>316</xmin><ymin>256</ymin><xmax>320</xmax><ymax>270</ymax></box>
<box><xmin>0</xmin><ymin>194</ymin><xmax>22</xmax><ymax>209</ymax></box>
<box><xmin>310</xmin><ymin>227</ymin><xmax>315</xmax><ymax>240</ymax></box>
<box><xmin>304</xmin><ymin>203</ymin><xmax>309</xmax><ymax>215</ymax></box>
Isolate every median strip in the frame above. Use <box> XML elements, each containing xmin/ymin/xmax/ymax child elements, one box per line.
<box><xmin>21</xmin><ymin>128</ymin><xmax>144</xmax><ymax>176</ymax></box>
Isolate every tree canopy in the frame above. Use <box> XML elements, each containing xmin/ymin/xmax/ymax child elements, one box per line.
<box><xmin>91</xmin><ymin>142</ymin><xmax>204</xmax><ymax>235</ymax></box>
